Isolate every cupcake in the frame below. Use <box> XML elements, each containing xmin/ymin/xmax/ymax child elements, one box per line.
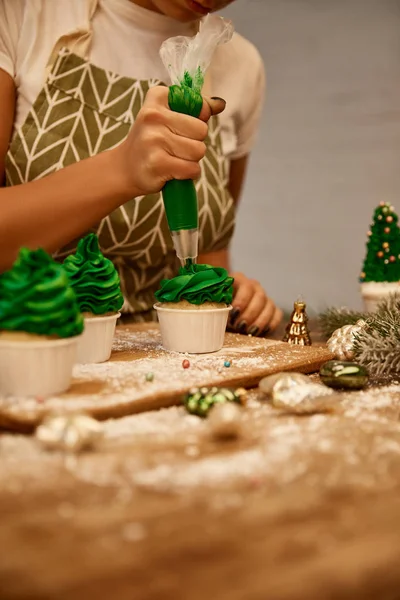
<box><xmin>63</xmin><ymin>234</ymin><xmax>124</xmax><ymax>363</ymax></box>
<box><xmin>360</xmin><ymin>202</ymin><xmax>400</xmax><ymax>311</ymax></box>
<box><xmin>0</xmin><ymin>248</ymin><xmax>83</xmax><ymax>397</ymax></box>
<box><xmin>154</xmin><ymin>263</ymin><xmax>233</xmax><ymax>353</ymax></box>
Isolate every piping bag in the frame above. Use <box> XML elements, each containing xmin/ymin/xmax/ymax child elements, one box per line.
<box><xmin>159</xmin><ymin>15</ymin><xmax>234</xmax><ymax>267</ymax></box>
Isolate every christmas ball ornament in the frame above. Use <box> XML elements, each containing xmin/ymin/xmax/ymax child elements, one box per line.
<box><xmin>184</xmin><ymin>386</ymin><xmax>246</xmax><ymax>418</ymax></box>
<box><xmin>320</xmin><ymin>361</ymin><xmax>369</xmax><ymax>390</ymax></box>
<box><xmin>377</xmin><ymin>251</ymin><xmax>384</xmax><ymax>258</ymax></box>
<box><xmin>387</xmin><ymin>216</ymin><xmax>393</xmax><ymax>223</ymax></box>
<box><xmin>382</xmin><ymin>242</ymin><xmax>389</xmax><ymax>248</ymax></box>
<box><xmin>259</xmin><ymin>372</ymin><xmax>310</xmax><ymax>398</ymax></box>
<box><xmin>367</xmin><ymin>231</ymin><xmax>372</xmax><ymax>236</ymax></box>
<box><xmin>384</xmin><ymin>259</ymin><xmax>389</xmax><ymax>264</ymax></box>
<box><xmin>208</xmin><ymin>402</ymin><xmax>242</xmax><ymax>439</ymax></box>
<box><xmin>270</xmin><ymin>382</ymin><xmax>339</xmax><ymax>415</ymax></box>
<box><xmin>182</xmin><ymin>359</ymin><xmax>190</xmax><ymax>369</ymax></box>
<box><xmin>378</xmin><ymin>215</ymin><xmax>383</xmax><ymax>220</ymax></box>
<box><xmin>259</xmin><ymin>373</ymin><xmax>340</xmax><ymax>414</ymax></box>
<box><xmin>327</xmin><ymin>319</ymin><xmax>365</xmax><ymax>361</ymax></box>
<box><xmin>36</xmin><ymin>415</ymin><xmax>104</xmax><ymax>453</ymax></box>
<box><xmin>384</xmin><ymin>227</ymin><xmax>390</xmax><ymax>234</ymax></box>
<box><xmin>390</xmin><ymin>256</ymin><xmax>396</xmax><ymax>262</ymax></box>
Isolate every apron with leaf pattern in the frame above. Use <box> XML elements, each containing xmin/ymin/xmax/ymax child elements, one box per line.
<box><xmin>5</xmin><ymin>0</ymin><xmax>235</xmax><ymax>321</ymax></box>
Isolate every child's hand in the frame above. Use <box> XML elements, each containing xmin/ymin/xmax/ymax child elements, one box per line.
<box><xmin>114</xmin><ymin>87</ymin><xmax>226</xmax><ymax>198</ymax></box>
<box><xmin>229</xmin><ymin>272</ymin><xmax>283</xmax><ymax>337</ymax></box>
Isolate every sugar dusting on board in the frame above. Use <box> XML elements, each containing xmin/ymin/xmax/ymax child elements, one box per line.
<box><xmin>112</xmin><ymin>327</ymin><xmax>275</xmax><ymax>356</ymax></box>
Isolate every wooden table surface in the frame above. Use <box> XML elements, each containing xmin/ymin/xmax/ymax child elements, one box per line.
<box><xmin>1</xmin><ymin>323</ymin><xmax>400</xmax><ymax>600</ymax></box>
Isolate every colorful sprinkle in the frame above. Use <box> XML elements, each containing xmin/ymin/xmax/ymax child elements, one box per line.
<box><xmin>182</xmin><ymin>359</ymin><xmax>190</xmax><ymax>369</ymax></box>
<box><xmin>224</xmin><ymin>360</ymin><xmax>231</xmax><ymax>368</ymax></box>
<box><xmin>145</xmin><ymin>372</ymin><xmax>154</xmax><ymax>382</ymax></box>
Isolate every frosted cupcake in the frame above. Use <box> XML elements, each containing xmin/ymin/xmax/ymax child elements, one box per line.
<box><xmin>154</xmin><ymin>264</ymin><xmax>233</xmax><ymax>353</ymax></box>
<box><xmin>0</xmin><ymin>248</ymin><xmax>83</xmax><ymax>397</ymax></box>
<box><xmin>63</xmin><ymin>234</ymin><xmax>124</xmax><ymax>363</ymax></box>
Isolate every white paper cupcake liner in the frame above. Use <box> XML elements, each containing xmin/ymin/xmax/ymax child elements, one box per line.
<box><xmin>0</xmin><ymin>335</ymin><xmax>80</xmax><ymax>397</ymax></box>
<box><xmin>77</xmin><ymin>313</ymin><xmax>120</xmax><ymax>364</ymax></box>
<box><xmin>154</xmin><ymin>303</ymin><xmax>231</xmax><ymax>354</ymax></box>
<box><xmin>360</xmin><ymin>281</ymin><xmax>400</xmax><ymax>312</ymax></box>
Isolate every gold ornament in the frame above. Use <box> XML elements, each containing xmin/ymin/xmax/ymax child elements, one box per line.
<box><xmin>271</xmin><ymin>382</ymin><xmax>339</xmax><ymax>415</ymax></box>
<box><xmin>36</xmin><ymin>415</ymin><xmax>104</xmax><ymax>452</ymax></box>
<box><xmin>259</xmin><ymin>372</ymin><xmax>339</xmax><ymax>415</ymax></box>
<box><xmin>382</xmin><ymin>242</ymin><xmax>389</xmax><ymax>248</ymax></box>
<box><xmin>208</xmin><ymin>402</ymin><xmax>242</xmax><ymax>439</ymax></box>
<box><xmin>259</xmin><ymin>372</ymin><xmax>310</xmax><ymax>397</ymax></box>
<box><xmin>327</xmin><ymin>320</ymin><xmax>365</xmax><ymax>361</ymax></box>
<box><xmin>283</xmin><ymin>299</ymin><xmax>311</xmax><ymax>345</ymax></box>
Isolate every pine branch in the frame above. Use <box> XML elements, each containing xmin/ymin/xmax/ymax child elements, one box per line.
<box><xmin>376</xmin><ymin>293</ymin><xmax>400</xmax><ymax>314</ymax></box>
<box><xmin>318</xmin><ymin>307</ymin><xmax>367</xmax><ymax>340</ymax></box>
<box><xmin>353</xmin><ymin>309</ymin><xmax>400</xmax><ymax>375</ymax></box>
<box><xmin>319</xmin><ymin>294</ymin><xmax>400</xmax><ymax>376</ymax></box>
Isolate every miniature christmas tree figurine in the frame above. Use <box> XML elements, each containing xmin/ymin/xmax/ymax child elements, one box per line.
<box><xmin>360</xmin><ymin>202</ymin><xmax>400</xmax><ymax>283</ymax></box>
<box><xmin>283</xmin><ymin>299</ymin><xmax>312</xmax><ymax>346</ymax></box>
<box><xmin>359</xmin><ymin>202</ymin><xmax>400</xmax><ymax>311</ymax></box>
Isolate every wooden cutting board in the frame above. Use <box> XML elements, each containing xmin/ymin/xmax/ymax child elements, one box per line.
<box><xmin>0</xmin><ymin>324</ymin><xmax>333</xmax><ymax>432</ymax></box>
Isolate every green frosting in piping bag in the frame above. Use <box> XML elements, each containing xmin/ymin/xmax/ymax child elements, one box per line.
<box><xmin>155</xmin><ymin>264</ymin><xmax>234</xmax><ymax>305</ymax></box>
<box><xmin>0</xmin><ymin>248</ymin><xmax>84</xmax><ymax>338</ymax></box>
<box><xmin>63</xmin><ymin>234</ymin><xmax>124</xmax><ymax>315</ymax></box>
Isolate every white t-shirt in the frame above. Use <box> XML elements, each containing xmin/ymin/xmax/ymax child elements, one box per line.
<box><xmin>0</xmin><ymin>0</ymin><xmax>265</xmax><ymax>160</ymax></box>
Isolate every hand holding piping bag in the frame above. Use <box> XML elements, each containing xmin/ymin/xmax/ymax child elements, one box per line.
<box><xmin>160</xmin><ymin>15</ymin><xmax>234</xmax><ymax>267</ymax></box>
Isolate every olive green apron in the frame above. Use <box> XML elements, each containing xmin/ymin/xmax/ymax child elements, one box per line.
<box><xmin>5</xmin><ymin>0</ymin><xmax>235</xmax><ymax>321</ymax></box>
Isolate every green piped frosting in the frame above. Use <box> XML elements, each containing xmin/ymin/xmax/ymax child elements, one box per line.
<box><xmin>162</xmin><ymin>69</ymin><xmax>203</xmax><ymax>232</ymax></box>
<box><xmin>155</xmin><ymin>264</ymin><xmax>234</xmax><ymax>305</ymax></box>
<box><xmin>0</xmin><ymin>248</ymin><xmax>84</xmax><ymax>338</ymax></box>
<box><xmin>63</xmin><ymin>234</ymin><xmax>123</xmax><ymax>315</ymax></box>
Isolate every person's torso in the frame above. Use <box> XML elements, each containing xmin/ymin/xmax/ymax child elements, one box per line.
<box><xmin>10</xmin><ymin>0</ymin><xmax>252</xmax><ymax>159</ymax></box>
<box><xmin>5</xmin><ymin>0</ymin><xmax>238</xmax><ymax>320</ymax></box>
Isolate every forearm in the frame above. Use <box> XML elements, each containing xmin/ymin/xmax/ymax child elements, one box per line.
<box><xmin>0</xmin><ymin>149</ymin><xmax>133</xmax><ymax>271</ymax></box>
<box><xmin>198</xmin><ymin>248</ymin><xmax>230</xmax><ymax>271</ymax></box>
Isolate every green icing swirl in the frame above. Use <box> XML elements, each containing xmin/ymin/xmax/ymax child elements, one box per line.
<box><xmin>155</xmin><ymin>264</ymin><xmax>234</xmax><ymax>305</ymax></box>
<box><xmin>63</xmin><ymin>234</ymin><xmax>124</xmax><ymax>315</ymax></box>
<box><xmin>0</xmin><ymin>248</ymin><xmax>84</xmax><ymax>338</ymax></box>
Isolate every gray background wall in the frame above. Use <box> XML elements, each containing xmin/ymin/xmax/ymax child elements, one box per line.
<box><xmin>222</xmin><ymin>0</ymin><xmax>400</xmax><ymax>315</ymax></box>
